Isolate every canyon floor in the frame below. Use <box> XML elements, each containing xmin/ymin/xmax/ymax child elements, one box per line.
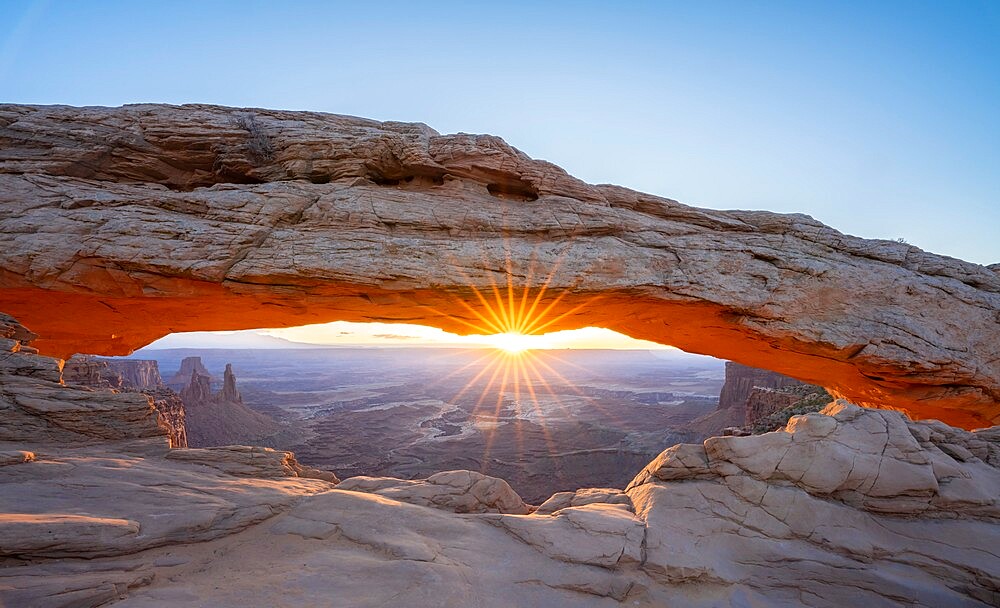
<box><xmin>141</xmin><ymin>347</ymin><xmax>722</xmax><ymax>503</ymax></box>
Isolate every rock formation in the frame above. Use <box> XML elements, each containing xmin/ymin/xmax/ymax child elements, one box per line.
<box><xmin>626</xmin><ymin>400</ymin><xmax>1000</xmax><ymax>606</ymax></box>
<box><xmin>1</xmin><ymin>314</ymin><xmax>998</xmax><ymax>607</ymax></box>
<box><xmin>689</xmin><ymin>361</ymin><xmax>818</xmax><ymax>437</ymax></box>
<box><xmin>336</xmin><ymin>470</ymin><xmax>529</xmax><ymax>514</ymax></box>
<box><xmin>1</xmin><ymin>318</ymin><xmax>168</xmax><ymax>445</ymax></box>
<box><xmin>109</xmin><ymin>359</ymin><xmax>164</xmax><ymax>390</ymax></box>
<box><xmin>168</xmin><ymin>355</ymin><xmax>214</xmax><ymax>388</ymax></box>
<box><xmin>177</xmin><ymin>359</ymin><xmax>282</xmax><ymax>447</ymax></box>
<box><xmin>718</xmin><ymin>361</ymin><xmax>807</xmax><ymax>414</ymax></box>
<box><xmin>0</xmin><ymin>104</ymin><xmax>997</xmax><ymax>427</ymax></box>
<box><xmin>63</xmin><ymin>354</ymin><xmax>187</xmax><ymax>448</ymax></box>
<box><xmin>744</xmin><ymin>384</ymin><xmax>831</xmax><ymax>432</ymax></box>
<box><xmin>221</xmin><ymin>362</ymin><xmax>241</xmax><ymax>402</ymax></box>
<box><xmin>62</xmin><ymin>355</ymin><xmax>124</xmax><ymax>390</ymax></box>
<box><xmin>142</xmin><ymin>388</ymin><xmax>187</xmax><ymax>449</ymax></box>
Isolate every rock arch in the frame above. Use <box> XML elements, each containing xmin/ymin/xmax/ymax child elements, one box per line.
<box><xmin>0</xmin><ymin>104</ymin><xmax>998</xmax><ymax>428</ymax></box>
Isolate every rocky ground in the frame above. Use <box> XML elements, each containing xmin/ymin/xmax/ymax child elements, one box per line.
<box><xmin>3</xmin><ymin>314</ymin><xmax>999</xmax><ymax>607</ymax></box>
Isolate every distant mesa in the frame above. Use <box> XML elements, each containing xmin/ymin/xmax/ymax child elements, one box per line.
<box><xmin>174</xmin><ymin>357</ymin><xmax>282</xmax><ymax>448</ymax></box>
<box><xmin>169</xmin><ymin>356</ymin><xmax>214</xmax><ymax>388</ymax></box>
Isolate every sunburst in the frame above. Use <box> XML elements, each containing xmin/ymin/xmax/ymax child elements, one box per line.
<box><xmin>416</xmin><ymin>246</ymin><xmax>609</xmax><ymax>474</ymax></box>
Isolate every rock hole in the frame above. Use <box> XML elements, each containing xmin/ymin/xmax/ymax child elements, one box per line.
<box><xmin>487</xmin><ymin>180</ymin><xmax>539</xmax><ymax>202</ymax></box>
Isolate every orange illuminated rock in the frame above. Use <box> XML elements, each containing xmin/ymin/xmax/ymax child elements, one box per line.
<box><xmin>0</xmin><ymin>104</ymin><xmax>998</xmax><ymax>428</ymax></box>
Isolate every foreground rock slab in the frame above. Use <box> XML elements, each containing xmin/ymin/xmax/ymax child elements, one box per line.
<box><xmin>1</xmin><ymin>104</ymin><xmax>998</xmax><ymax>426</ymax></box>
<box><xmin>628</xmin><ymin>400</ymin><xmax>1000</xmax><ymax>606</ymax></box>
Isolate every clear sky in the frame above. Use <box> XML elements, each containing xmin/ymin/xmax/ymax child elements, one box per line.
<box><xmin>3</xmin><ymin>1</ymin><xmax>998</xmax><ymax>349</ymax></box>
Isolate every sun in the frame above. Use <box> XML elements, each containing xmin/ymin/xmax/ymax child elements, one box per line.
<box><xmin>485</xmin><ymin>332</ymin><xmax>534</xmax><ymax>355</ymax></box>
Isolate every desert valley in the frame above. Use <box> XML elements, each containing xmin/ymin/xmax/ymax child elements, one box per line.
<box><xmin>69</xmin><ymin>347</ymin><xmax>728</xmax><ymax>503</ymax></box>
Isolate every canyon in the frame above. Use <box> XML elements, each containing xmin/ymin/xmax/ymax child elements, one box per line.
<box><xmin>122</xmin><ymin>347</ymin><xmax>722</xmax><ymax>504</ymax></box>
<box><xmin>1</xmin><ymin>104</ymin><xmax>999</xmax><ymax>606</ymax></box>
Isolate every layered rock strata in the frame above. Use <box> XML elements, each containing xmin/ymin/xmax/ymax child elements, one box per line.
<box><xmin>0</xmin><ymin>104</ymin><xmax>998</xmax><ymax>426</ymax></box>
<box><xmin>718</xmin><ymin>361</ymin><xmax>807</xmax><ymax>414</ymax></box>
<box><xmin>63</xmin><ymin>354</ymin><xmax>187</xmax><ymax>448</ymax></box>
<box><xmin>743</xmin><ymin>384</ymin><xmax>831</xmax><ymax>432</ymax></box>
<box><xmin>110</xmin><ymin>359</ymin><xmax>164</xmax><ymax>390</ymax></box>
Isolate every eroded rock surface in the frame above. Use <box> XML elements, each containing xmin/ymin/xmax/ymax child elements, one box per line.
<box><xmin>0</xmin><ymin>323</ymin><xmax>165</xmax><ymax>444</ymax></box>
<box><xmin>337</xmin><ymin>469</ymin><xmax>529</xmax><ymax>514</ymax></box>
<box><xmin>63</xmin><ymin>355</ymin><xmax>187</xmax><ymax>447</ymax></box>
<box><xmin>717</xmin><ymin>361</ymin><xmax>807</xmax><ymax>413</ymax></box>
<box><xmin>166</xmin><ymin>445</ymin><xmax>339</xmax><ymax>482</ymax></box>
<box><xmin>0</xmin><ymin>104</ymin><xmax>998</xmax><ymax>426</ymax></box>
<box><xmin>628</xmin><ymin>400</ymin><xmax>1000</xmax><ymax>605</ymax></box>
<box><xmin>535</xmin><ymin>487</ymin><xmax>633</xmax><ymax>515</ymax></box>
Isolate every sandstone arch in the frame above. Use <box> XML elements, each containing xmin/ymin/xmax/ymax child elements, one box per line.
<box><xmin>1</xmin><ymin>104</ymin><xmax>998</xmax><ymax>428</ymax></box>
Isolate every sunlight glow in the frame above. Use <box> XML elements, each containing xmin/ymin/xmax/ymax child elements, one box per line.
<box><xmin>483</xmin><ymin>332</ymin><xmax>534</xmax><ymax>354</ymax></box>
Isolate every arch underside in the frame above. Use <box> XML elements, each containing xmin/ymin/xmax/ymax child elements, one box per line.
<box><xmin>0</xmin><ymin>103</ymin><xmax>997</xmax><ymax>429</ymax></box>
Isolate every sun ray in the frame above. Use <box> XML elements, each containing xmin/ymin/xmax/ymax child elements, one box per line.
<box><xmin>517</xmin><ymin>355</ymin><xmax>572</xmax><ymax>486</ymax></box>
<box><xmin>469</xmin><ymin>351</ymin><xmax>507</xmax><ymax>417</ymax></box>
<box><xmin>419</xmin><ymin>302</ymin><xmax>502</xmax><ymax>336</ymax></box>
<box><xmin>520</xmin><ymin>293</ymin><xmax>603</xmax><ymax>337</ymax></box>
<box><xmin>481</xmin><ymin>356</ymin><xmax>515</xmax><ymax>464</ymax></box>
<box><xmin>445</xmin><ymin>350</ymin><xmax>506</xmax><ymax>404</ymax></box>
<box><xmin>514</xmin><ymin>252</ymin><xmax>537</xmax><ymax>334</ymax></box>
<box><xmin>529</xmin><ymin>351</ymin><xmax>628</xmax><ymax>425</ymax></box>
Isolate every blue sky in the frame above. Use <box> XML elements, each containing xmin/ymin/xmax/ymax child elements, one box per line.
<box><xmin>2</xmin><ymin>0</ymin><xmax>998</xmax><ymax>266</ymax></box>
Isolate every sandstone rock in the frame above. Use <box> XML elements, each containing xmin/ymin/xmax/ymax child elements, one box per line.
<box><xmin>0</xmin><ymin>104</ymin><xmax>997</xmax><ymax>427</ymax></box>
<box><xmin>179</xmin><ymin>370</ymin><xmax>212</xmax><ymax>403</ymax></box>
<box><xmin>535</xmin><ymin>488</ymin><xmax>633</xmax><ymax>515</ymax></box>
<box><xmin>627</xmin><ymin>442</ymin><xmax>714</xmax><ymax>489</ymax></box>
<box><xmin>142</xmin><ymin>387</ymin><xmax>187</xmax><ymax>448</ymax></box>
<box><xmin>0</xmin><ymin>442</ymin><xmax>330</xmax><ymax>561</ymax></box>
<box><xmin>337</xmin><ymin>469</ymin><xmax>529</xmax><ymax>514</ymax></box>
<box><xmin>221</xmin><ymin>363</ymin><xmax>241</xmax><ymax>402</ymax></box>
<box><xmin>0</xmin><ymin>450</ymin><xmax>34</xmax><ymax>466</ymax></box>
<box><xmin>745</xmin><ymin>385</ymin><xmax>804</xmax><ymax>424</ymax></box>
<box><xmin>625</xmin><ymin>399</ymin><xmax>1000</xmax><ymax>605</ymax></box>
<box><xmin>0</xmin><ymin>312</ymin><xmax>37</xmax><ymax>345</ymax></box>
<box><xmin>168</xmin><ymin>356</ymin><xmax>213</xmax><ymax>388</ymax></box>
<box><xmin>484</xmin><ymin>503</ymin><xmax>645</xmax><ymax>571</ymax></box>
<box><xmin>177</xmin><ymin>362</ymin><xmax>281</xmax><ymax>447</ymax></box>
<box><xmin>0</xmin><ymin>343</ymin><xmax>167</xmax><ymax>444</ymax></box>
<box><xmin>62</xmin><ymin>355</ymin><xmax>186</xmax><ymax>447</ymax></box>
<box><xmin>107</xmin><ymin>359</ymin><xmax>165</xmax><ymax>390</ymax></box>
<box><xmin>0</xmin><ymin>514</ymin><xmax>141</xmax><ymax>559</ymax></box>
<box><xmin>63</xmin><ymin>355</ymin><xmax>124</xmax><ymax>389</ymax></box>
<box><xmin>165</xmin><ymin>445</ymin><xmax>338</xmax><ymax>482</ymax></box>
<box><xmin>2</xmin><ymin>345</ymin><xmax>999</xmax><ymax>606</ymax></box>
<box><xmin>718</xmin><ymin>361</ymin><xmax>807</xmax><ymax>412</ymax></box>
